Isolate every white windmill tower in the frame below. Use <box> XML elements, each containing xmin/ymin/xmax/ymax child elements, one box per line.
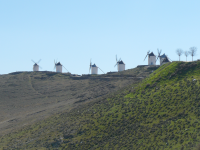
<box><xmin>89</xmin><ymin>59</ymin><xmax>105</xmax><ymax>74</ymax></box>
<box><xmin>144</xmin><ymin>50</ymin><xmax>156</xmax><ymax>65</ymax></box>
<box><xmin>114</xmin><ymin>55</ymin><xmax>125</xmax><ymax>72</ymax></box>
<box><xmin>54</xmin><ymin>60</ymin><xmax>69</xmax><ymax>73</ymax></box>
<box><xmin>32</xmin><ymin>59</ymin><xmax>42</xmax><ymax>71</ymax></box>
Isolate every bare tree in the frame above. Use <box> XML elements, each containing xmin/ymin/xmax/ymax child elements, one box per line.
<box><xmin>176</xmin><ymin>49</ymin><xmax>183</xmax><ymax>61</ymax></box>
<box><xmin>189</xmin><ymin>47</ymin><xmax>197</xmax><ymax>61</ymax></box>
<box><xmin>184</xmin><ymin>51</ymin><xmax>189</xmax><ymax>61</ymax></box>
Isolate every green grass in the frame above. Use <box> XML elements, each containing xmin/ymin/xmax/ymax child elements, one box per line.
<box><xmin>1</xmin><ymin>62</ymin><xmax>200</xmax><ymax>149</ymax></box>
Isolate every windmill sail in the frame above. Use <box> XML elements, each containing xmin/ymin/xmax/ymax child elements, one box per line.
<box><xmin>63</xmin><ymin>65</ymin><xmax>69</xmax><ymax>72</ymax></box>
<box><xmin>89</xmin><ymin>59</ymin><xmax>92</xmax><ymax>74</ymax></box>
<box><xmin>114</xmin><ymin>55</ymin><xmax>121</xmax><ymax>67</ymax></box>
<box><xmin>144</xmin><ymin>50</ymin><xmax>150</xmax><ymax>61</ymax></box>
<box><xmin>98</xmin><ymin>67</ymin><xmax>105</xmax><ymax>74</ymax></box>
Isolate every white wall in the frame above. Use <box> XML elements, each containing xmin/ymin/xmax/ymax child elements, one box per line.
<box><xmin>91</xmin><ymin>67</ymin><xmax>98</xmax><ymax>74</ymax></box>
<box><xmin>33</xmin><ymin>65</ymin><xmax>39</xmax><ymax>71</ymax></box>
<box><xmin>148</xmin><ymin>56</ymin><xmax>156</xmax><ymax>65</ymax></box>
<box><xmin>118</xmin><ymin>64</ymin><xmax>125</xmax><ymax>72</ymax></box>
<box><xmin>56</xmin><ymin>65</ymin><xmax>62</xmax><ymax>73</ymax></box>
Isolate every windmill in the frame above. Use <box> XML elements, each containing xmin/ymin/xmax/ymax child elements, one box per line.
<box><xmin>32</xmin><ymin>59</ymin><xmax>42</xmax><ymax>71</ymax></box>
<box><xmin>89</xmin><ymin>59</ymin><xmax>105</xmax><ymax>74</ymax></box>
<box><xmin>161</xmin><ymin>57</ymin><xmax>170</xmax><ymax>65</ymax></box>
<box><xmin>114</xmin><ymin>55</ymin><xmax>125</xmax><ymax>72</ymax></box>
<box><xmin>156</xmin><ymin>49</ymin><xmax>167</xmax><ymax>65</ymax></box>
<box><xmin>54</xmin><ymin>60</ymin><xmax>69</xmax><ymax>73</ymax></box>
<box><xmin>160</xmin><ymin>55</ymin><xmax>172</xmax><ymax>65</ymax></box>
<box><xmin>144</xmin><ymin>50</ymin><xmax>156</xmax><ymax>65</ymax></box>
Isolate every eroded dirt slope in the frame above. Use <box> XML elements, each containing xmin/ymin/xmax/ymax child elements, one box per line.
<box><xmin>0</xmin><ymin>66</ymin><xmax>156</xmax><ymax>135</ymax></box>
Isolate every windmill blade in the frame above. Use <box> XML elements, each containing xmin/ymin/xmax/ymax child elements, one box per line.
<box><xmin>157</xmin><ymin>49</ymin><xmax>160</xmax><ymax>56</ymax></box>
<box><xmin>89</xmin><ymin>62</ymin><xmax>91</xmax><ymax>74</ymax></box>
<box><xmin>54</xmin><ymin>60</ymin><xmax>56</xmax><ymax>70</ymax></box>
<box><xmin>39</xmin><ymin>66</ymin><xmax>43</xmax><ymax>69</ymax></box>
<box><xmin>157</xmin><ymin>48</ymin><xmax>160</xmax><ymax>53</ymax></box>
<box><xmin>54</xmin><ymin>59</ymin><xmax>57</xmax><ymax>65</ymax></box>
<box><xmin>156</xmin><ymin>56</ymin><xmax>159</xmax><ymax>61</ymax></box>
<box><xmin>166</xmin><ymin>55</ymin><xmax>172</xmax><ymax>61</ymax></box>
<box><xmin>144</xmin><ymin>54</ymin><xmax>148</xmax><ymax>61</ymax></box>
<box><xmin>37</xmin><ymin>59</ymin><xmax>41</xmax><ymax>64</ymax></box>
<box><xmin>147</xmin><ymin>50</ymin><xmax>150</xmax><ymax>54</ymax></box>
<box><xmin>119</xmin><ymin>58</ymin><xmax>121</xmax><ymax>61</ymax></box>
<box><xmin>114</xmin><ymin>62</ymin><xmax>118</xmax><ymax>67</ymax></box>
<box><xmin>31</xmin><ymin>60</ymin><xmax>36</xmax><ymax>64</ymax></box>
<box><xmin>89</xmin><ymin>67</ymin><xmax>91</xmax><ymax>74</ymax></box>
<box><xmin>89</xmin><ymin>59</ymin><xmax>92</xmax><ymax>74</ymax></box>
<box><xmin>116</xmin><ymin>55</ymin><xmax>117</xmax><ymax>62</ymax></box>
<box><xmin>157</xmin><ymin>49</ymin><xmax>162</xmax><ymax>56</ymax></box>
<box><xmin>89</xmin><ymin>66</ymin><xmax>92</xmax><ymax>74</ymax></box>
<box><xmin>63</xmin><ymin>65</ymin><xmax>69</xmax><ymax>72</ymax></box>
<box><xmin>98</xmin><ymin>67</ymin><xmax>105</xmax><ymax>74</ymax></box>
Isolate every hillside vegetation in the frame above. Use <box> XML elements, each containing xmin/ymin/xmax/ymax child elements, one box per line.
<box><xmin>0</xmin><ymin>66</ymin><xmax>154</xmax><ymax>137</ymax></box>
<box><xmin>0</xmin><ymin>67</ymin><xmax>153</xmax><ymax>136</ymax></box>
<box><xmin>1</xmin><ymin>62</ymin><xmax>200</xmax><ymax>149</ymax></box>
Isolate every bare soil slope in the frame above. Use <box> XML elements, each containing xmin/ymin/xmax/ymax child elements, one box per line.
<box><xmin>0</xmin><ymin>66</ymin><xmax>156</xmax><ymax>136</ymax></box>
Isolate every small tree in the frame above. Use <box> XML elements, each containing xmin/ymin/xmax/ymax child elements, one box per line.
<box><xmin>189</xmin><ymin>47</ymin><xmax>197</xmax><ymax>61</ymax></box>
<box><xmin>184</xmin><ymin>51</ymin><xmax>189</xmax><ymax>61</ymax></box>
<box><xmin>176</xmin><ymin>49</ymin><xmax>183</xmax><ymax>61</ymax></box>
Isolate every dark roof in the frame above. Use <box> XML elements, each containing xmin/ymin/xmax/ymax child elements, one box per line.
<box><xmin>162</xmin><ymin>57</ymin><xmax>170</xmax><ymax>63</ymax></box>
<box><xmin>56</xmin><ymin>62</ymin><xmax>62</xmax><ymax>66</ymax></box>
<box><xmin>92</xmin><ymin>64</ymin><xmax>97</xmax><ymax>67</ymax></box>
<box><xmin>149</xmin><ymin>52</ymin><xmax>155</xmax><ymax>56</ymax></box>
<box><xmin>160</xmin><ymin>53</ymin><xmax>167</xmax><ymax>58</ymax></box>
<box><xmin>118</xmin><ymin>60</ymin><xmax>125</xmax><ymax>64</ymax></box>
<box><xmin>34</xmin><ymin>63</ymin><xmax>38</xmax><ymax>66</ymax></box>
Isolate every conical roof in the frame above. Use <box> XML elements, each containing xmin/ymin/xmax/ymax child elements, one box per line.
<box><xmin>92</xmin><ymin>64</ymin><xmax>97</xmax><ymax>67</ymax></box>
<box><xmin>118</xmin><ymin>60</ymin><xmax>125</xmax><ymax>64</ymax></box>
<box><xmin>56</xmin><ymin>62</ymin><xmax>62</xmax><ymax>66</ymax></box>
<box><xmin>162</xmin><ymin>57</ymin><xmax>170</xmax><ymax>63</ymax></box>
<box><xmin>160</xmin><ymin>53</ymin><xmax>167</xmax><ymax>58</ymax></box>
<box><xmin>34</xmin><ymin>63</ymin><xmax>38</xmax><ymax>66</ymax></box>
<box><xmin>149</xmin><ymin>52</ymin><xmax>155</xmax><ymax>56</ymax></box>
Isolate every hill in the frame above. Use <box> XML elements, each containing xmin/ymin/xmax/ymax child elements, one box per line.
<box><xmin>0</xmin><ymin>66</ymin><xmax>155</xmax><ymax>137</ymax></box>
<box><xmin>2</xmin><ymin>62</ymin><xmax>200</xmax><ymax>149</ymax></box>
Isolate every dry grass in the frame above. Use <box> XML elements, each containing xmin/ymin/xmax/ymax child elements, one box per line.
<box><xmin>0</xmin><ymin>66</ymin><xmax>154</xmax><ymax>136</ymax></box>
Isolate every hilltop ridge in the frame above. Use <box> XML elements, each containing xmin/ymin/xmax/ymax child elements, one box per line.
<box><xmin>2</xmin><ymin>62</ymin><xmax>200</xmax><ymax>149</ymax></box>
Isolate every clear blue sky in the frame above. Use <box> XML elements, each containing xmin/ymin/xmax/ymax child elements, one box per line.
<box><xmin>1</xmin><ymin>0</ymin><xmax>200</xmax><ymax>75</ymax></box>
